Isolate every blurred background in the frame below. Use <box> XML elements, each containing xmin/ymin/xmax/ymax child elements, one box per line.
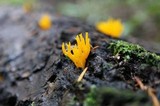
<box><xmin>0</xmin><ymin>0</ymin><xmax>160</xmax><ymax>43</ymax></box>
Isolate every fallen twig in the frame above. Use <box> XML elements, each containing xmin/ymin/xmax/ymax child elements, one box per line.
<box><xmin>134</xmin><ymin>76</ymin><xmax>160</xmax><ymax>106</ymax></box>
<box><xmin>92</xmin><ymin>46</ymin><xmax>99</xmax><ymax>51</ymax></box>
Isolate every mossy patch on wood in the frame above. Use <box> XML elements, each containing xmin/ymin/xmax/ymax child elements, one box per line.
<box><xmin>84</xmin><ymin>86</ymin><xmax>150</xmax><ymax>106</ymax></box>
<box><xmin>108</xmin><ymin>40</ymin><xmax>160</xmax><ymax>68</ymax></box>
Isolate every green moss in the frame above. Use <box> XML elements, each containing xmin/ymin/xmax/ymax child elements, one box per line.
<box><xmin>84</xmin><ymin>86</ymin><xmax>150</xmax><ymax>106</ymax></box>
<box><xmin>108</xmin><ymin>40</ymin><xmax>160</xmax><ymax>68</ymax></box>
<box><xmin>84</xmin><ymin>86</ymin><xmax>101</xmax><ymax>106</ymax></box>
<box><xmin>67</xmin><ymin>96</ymin><xmax>77</xmax><ymax>106</ymax></box>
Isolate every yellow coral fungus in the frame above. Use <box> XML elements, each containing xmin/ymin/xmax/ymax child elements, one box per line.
<box><xmin>96</xmin><ymin>18</ymin><xmax>124</xmax><ymax>38</ymax></box>
<box><xmin>38</xmin><ymin>14</ymin><xmax>52</xmax><ymax>30</ymax></box>
<box><xmin>62</xmin><ymin>32</ymin><xmax>91</xmax><ymax>69</ymax></box>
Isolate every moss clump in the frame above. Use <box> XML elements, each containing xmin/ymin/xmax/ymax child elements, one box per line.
<box><xmin>84</xmin><ymin>86</ymin><xmax>150</xmax><ymax>106</ymax></box>
<box><xmin>84</xmin><ymin>86</ymin><xmax>100</xmax><ymax>106</ymax></box>
<box><xmin>108</xmin><ymin>40</ymin><xmax>160</xmax><ymax>68</ymax></box>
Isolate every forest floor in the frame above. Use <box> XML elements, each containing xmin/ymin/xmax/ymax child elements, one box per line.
<box><xmin>0</xmin><ymin>6</ymin><xmax>160</xmax><ymax>106</ymax></box>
